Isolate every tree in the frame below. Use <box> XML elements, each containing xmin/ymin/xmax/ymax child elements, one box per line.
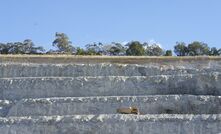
<box><xmin>76</xmin><ymin>47</ymin><xmax>86</xmax><ymax>55</ymax></box>
<box><xmin>187</xmin><ymin>41</ymin><xmax>210</xmax><ymax>56</ymax></box>
<box><xmin>219</xmin><ymin>49</ymin><xmax>221</xmax><ymax>55</ymax></box>
<box><xmin>108</xmin><ymin>46</ymin><xmax>120</xmax><ymax>55</ymax></box>
<box><xmin>0</xmin><ymin>43</ymin><xmax>13</xmax><ymax>54</ymax></box>
<box><xmin>126</xmin><ymin>41</ymin><xmax>145</xmax><ymax>56</ymax></box>
<box><xmin>164</xmin><ymin>50</ymin><xmax>172</xmax><ymax>56</ymax></box>
<box><xmin>85</xmin><ymin>42</ymin><xmax>103</xmax><ymax>55</ymax></box>
<box><xmin>52</xmin><ymin>32</ymin><xmax>74</xmax><ymax>53</ymax></box>
<box><xmin>209</xmin><ymin>47</ymin><xmax>221</xmax><ymax>56</ymax></box>
<box><xmin>146</xmin><ymin>44</ymin><xmax>164</xmax><ymax>56</ymax></box>
<box><xmin>174</xmin><ymin>42</ymin><xmax>188</xmax><ymax>56</ymax></box>
<box><xmin>107</xmin><ymin>42</ymin><xmax>126</xmax><ymax>56</ymax></box>
<box><xmin>9</xmin><ymin>42</ymin><xmax>23</xmax><ymax>54</ymax></box>
<box><xmin>21</xmin><ymin>39</ymin><xmax>44</xmax><ymax>54</ymax></box>
<box><xmin>10</xmin><ymin>40</ymin><xmax>44</xmax><ymax>54</ymax></box>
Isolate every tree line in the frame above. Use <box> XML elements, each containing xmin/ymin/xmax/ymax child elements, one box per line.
<box><xmin>0</xmin><ymin>32</ymin><xmax>220</xmax><ymax>56</ymax></box>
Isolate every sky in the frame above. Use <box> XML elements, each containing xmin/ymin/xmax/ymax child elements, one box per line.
<box><xmin>0</xmin><ymin>0</ymin><xmax>221</xmax><ymax>50</ymax></box>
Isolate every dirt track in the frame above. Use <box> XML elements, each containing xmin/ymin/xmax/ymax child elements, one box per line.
<box><xmin>0</xmin><ymin>55</ymin><xmax>220</xmax><ymax>64</ymax></box>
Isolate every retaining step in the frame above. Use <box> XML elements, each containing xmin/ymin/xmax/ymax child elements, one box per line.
<box><xmin>0</xmin><ymin>114</ymin><xmax>220</xmax><ymax>134</ymax></box>
<box><xmin>0</xmin><ymin>95</ymin><xmax>219</xmax><ymax>117</ymax></box>
<box><xmin>0</xmin><ymin>63</ymin><xmax>221</xmax><ymax>78</ymax></box>
<box><xmin>1</xmin><ymin>73</ymin><xmax>220</xmax><ymax>100</ymax></box>
<box><xmin>0</xmin><ymin>100</ymin><xmax>13</xmax><ymax>117</ymax></box>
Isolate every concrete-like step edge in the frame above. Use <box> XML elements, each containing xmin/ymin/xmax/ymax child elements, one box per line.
<box><xmin>0</xmin><ymin>114</ymin><xmax>220</xmax><ymax>134</ymax></box>
<box><xmin>1</xmin><ymin>95</ymin><xmax>220</xmax><ymax>117</ymax></box>
<box><xmin>1</xmin><ymin>73</ymin><xmax>220</xmax><ymax>100</ymax></box>
<box><xmin>1</xmin><ymin>114</ymin><xmax>220</xmax><ymax>124</ymax></box>
<box><xmin>1</xmin><ymin>63</ymin><xmax>220</xmax><ymax>77</ymax></box>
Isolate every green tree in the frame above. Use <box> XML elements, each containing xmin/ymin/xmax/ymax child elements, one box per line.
<box><xmin>52</xmin><ymin>32</ymin><xmax>74</xmax><ymax>53</ymax></box>
<box><xmin>0</xmin><ymin>43</ymin><xmax>13</xmax><ymax>54</ymax></box>
<box><xmin>107</xmin><ymin>42</ymin><xmax>126</xmax><ymax>56</ymax></box>
<box><xmin>164</xmin><ymin>50</ymin><xmax>172</xmax><ymax>56</ymax></box>
<box><xmin>126</xmin><ymin>41</ymin><xmax>145</xmax><ymax>56</ymax></box>
<box><xmin>76</xmin><ymin>47</ymin><xmax>86</xmax><ymax>55</ymax></box>
<box><xmin>22</xmin><ymin>39</ymin><xmax>44</xmax><ymax>54</ymax></box>
<box><xmin>85</xmin><ymin>42</ymin><xmax>103</xmax><ymax>55</ymax></box>
<box><xmin>174</xmin><ymin>42</ymin><xmax>188</xmax><ymax>56</ymax></box>
<box><xmin>209</xmin><ymin>47</ymin><xmax>221</xmax><ymax>56</ymax></box>
<box><xmin>10</xmin><ymin>42</ymin><xmax>23</xmax><ymax>54</ymax></box>
<box><xmin>146</xmin><ymin>44</ymin><xmax>164</xmax><ymax>56</ymax></box>
<box><xmin>188</xmin><ymin>41</ymin><xmax>210</xmax><ymax>56</ymax></box>
<box><xmin>9</xmin><ymin>40</ymin><xmax>44</xmax><ymax>54</ymax></box>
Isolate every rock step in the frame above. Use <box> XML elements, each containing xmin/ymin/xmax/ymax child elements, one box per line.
<box><xmin>0</xmin><ymin>63</ymin><xmax>221</xmax><ymax>78</ymax></box>
<box><xmin>0</xmin><ymin>114</ymin><xmax>220</xmax><ymax>134</ymax></box>
<box><xmin>1</xmin><ymin>73</ymin><xmax>221</xmax><ymax>100</ymax></box>
<box><xmin>0</xmin><ymin>95</ymin><xmax>220</xmax><ymax>117</ymax></box>
<box><xmin>1</xmin><ymin>55</ymin><xmax>221</xmax><ymax>64</ymax></box>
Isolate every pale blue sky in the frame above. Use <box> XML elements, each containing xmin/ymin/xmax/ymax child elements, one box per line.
<box><xmin>0</xmin><ymin>0</ymin><xmax>221</xmax><ymax>50</ymax></box>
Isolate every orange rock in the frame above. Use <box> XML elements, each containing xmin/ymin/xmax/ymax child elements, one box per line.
<box><xmin>117</xmin><ymin>107</ymin><xmax>140</xmax><ymax>115</ymax></box>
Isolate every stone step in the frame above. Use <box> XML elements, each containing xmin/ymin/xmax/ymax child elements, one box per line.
<box><xmin>0</xmin><ymin>114</ymin><xmax>220</xmax><ymax>134</ymax></box>
<box><xmin>0</xmin><ymin>100</ymin><xmax>13</xmax><ymax>117</ymax></box>
<box><xmin>1</xmin><ymin>73</ymin><xmax>220</xmax><ymax>100</ymax></box>
<box><xmin>0</xmin><ymin>63</ymin><xmax>220</xmax><ymax>78</ymax></box>
<box><xmin>0</xmin><ymin>95</ymin><xmax>219</xmax><ymax>117</ymax></box>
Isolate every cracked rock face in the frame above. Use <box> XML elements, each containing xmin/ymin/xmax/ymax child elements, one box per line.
<box><xmin>0</xmin><ymin>62</ymin><xmax>221</xmax><ymax>77</ymax></box>
<box><xmin>0</xmin><ymin>56</ymin><xmax>220</xmax><ymax>134</ymax></box>
<box><xmin>0</xmin><ymin>73</ymin><xmax>220</xmax><ymax>100</ymax></box>
<box><xmin>0</xmin><ymin>95</ymin><xmax>219</xmax><ymax>117</ymax></box>
<box><xmin>0</xmin><ymin>114</ymin><xmax>221</xmax><ymax>134</ymax></box>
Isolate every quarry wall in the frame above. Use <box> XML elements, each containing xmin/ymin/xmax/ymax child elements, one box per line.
<box><xmin>0</xmin><ymin>56</ymin><xmax>220</xmax><ymax>134</ymax></box>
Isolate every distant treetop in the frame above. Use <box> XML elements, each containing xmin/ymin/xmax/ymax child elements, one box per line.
<box><xmin>0</xmin><ymin>32</ymin><xmax>220</xmax><ymax>56</ymax></box>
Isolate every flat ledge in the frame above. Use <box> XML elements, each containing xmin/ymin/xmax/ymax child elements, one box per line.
<box><xmin>0</xmin><ymin>55</ymin><xmax>220</xmax><ymax>64</ymax></box>
<box><xmin>0</xmin><ymin>114</ymin><xmax>220</xmax><ymax>125</ymax></box>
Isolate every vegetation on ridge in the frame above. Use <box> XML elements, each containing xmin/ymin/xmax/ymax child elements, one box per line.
<box><xmin>0</xmin><ymin>32</ymin><xmax>221</xmax><ymax>56</ymax></box>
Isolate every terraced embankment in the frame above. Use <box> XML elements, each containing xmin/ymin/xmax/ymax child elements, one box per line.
<box><xmin>0</xmin><ymin>55</ymin><xmax>220</xmax><ymax>134</ymax></box>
